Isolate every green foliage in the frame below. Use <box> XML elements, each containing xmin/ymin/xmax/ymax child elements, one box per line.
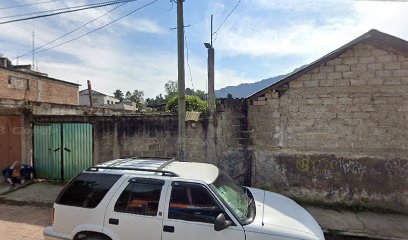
<box><xmin>145</xmin><ymin>94</ymin><xmax>166</xmax><ymax>106</ymax></box>
<box><xmin>166</xmin><ymin>95</ymin><xmax>207</xmax><ymax>113</ymax></box>
<box><xmin>113</xmin><ymin>89</ymin><xmax>124</xmax><ymax>102</ymax></box>
<box><xmin>122</xmin><ymin>90</ymin><xmax>145</xmax><ymax>109</ymax></box>
<box><xmin>164</xmin><ymin>80</ymin><xmax>178</xmax><ymax>101</ymax></box>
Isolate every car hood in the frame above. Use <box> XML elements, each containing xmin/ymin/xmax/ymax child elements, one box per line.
<box><xmin>243</xmin><ymin>187</ymin><xmax>324</xmax><ymax>240</ymax></box>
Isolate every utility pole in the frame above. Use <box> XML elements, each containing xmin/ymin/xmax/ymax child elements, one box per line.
<box><xmin>205</xmin><ymin>15</ymin><xmax>216</xmax><ymax>165</ymax></box>
<box><xmin>87</xmin><ymin>80</ymin><xmax>93</xmax><ymax>108</ymax></box>
<box><xmin>177</xmin><ymin>0</ymin><xmax>186</xmax><ymax>161</ymax></box>
<box><xmin>32</xmin><ymin>27</ymin><xmax>35</xmax><ymax>70</ymax></box>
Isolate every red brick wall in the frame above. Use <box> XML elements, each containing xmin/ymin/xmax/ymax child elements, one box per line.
<box><xmin>0</xmin><ymin>68</ymin><xmax>78</xmax><ymax>105</ymax></box>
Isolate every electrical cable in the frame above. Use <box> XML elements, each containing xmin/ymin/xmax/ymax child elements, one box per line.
<box><xmin>0</xmin><ymin>0</ymin><xmax>62</xmax><ymax>10</ymax></box>
<box><xmin>16</xmin><ymin>2</ymin><xmax>129</xmax><ymax>59</ymax></box>
<box><xmin>25</xmin><ymin>0</ymin><xmax>159</xmax><ymax>56</ymax></box>
<box><xmin>184</xmin><ymin>31</ymin><xmax>194</xmax><ymax>90</ymax></box>
<box><xmin>0</xmin><ymin>0</ymin><xmax>140</xmax><ymax>25</ymax></box>
<box><xmin>0</xmin><ymin>0</ymin><xmax>131</xmax><ymax>19</ymax></box>
<box><xmin>212</xmin><ymin>0</ymin><xmax>242</xmax><ymax>42</ymax></box>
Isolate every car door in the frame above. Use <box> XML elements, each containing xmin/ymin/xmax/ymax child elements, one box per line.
<box><xmin>104</xmin><ymin>177</ymin><xmax>168</xmax><ymax>240</ymax></box>
<box><xmin>162</xmin><ymin>181</ymin><xmax>245</xmax><ymax>240</ymax></box>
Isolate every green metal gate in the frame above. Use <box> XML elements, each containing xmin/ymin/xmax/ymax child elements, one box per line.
<box><xmin>33</xmin><ymin>123</ymin><xmax>93</xmax><ymax>180</ymax></box>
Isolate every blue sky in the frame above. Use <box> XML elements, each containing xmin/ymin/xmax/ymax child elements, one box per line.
<box><xmin>0</xmin><ymin>0</ymin><xmax>408</xmax><ymax>98</ymax></box>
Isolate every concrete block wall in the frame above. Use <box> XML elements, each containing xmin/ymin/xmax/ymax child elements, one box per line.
<box><xmin>248</xmin><ymin>43</ymin><xmax>408</xmax><ymax>213</ymax></box>
<box><xmin>0</xmin><ymin>68</ymin><xmax>78</xmax><ymax>105</ymax></box>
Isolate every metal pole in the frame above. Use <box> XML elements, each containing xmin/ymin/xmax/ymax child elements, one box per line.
<box><xmin>177</xmin><ymin>0</ymin><xmax>186</xmax><ymax>161</ymax></box>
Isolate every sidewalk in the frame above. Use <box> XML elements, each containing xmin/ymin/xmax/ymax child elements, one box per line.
<box><xmin>0</xmin><ymin>181</ymin><xmax>407</xmax><ymax>240</ymax></box>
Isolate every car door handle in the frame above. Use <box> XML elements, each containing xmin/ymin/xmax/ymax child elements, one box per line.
<box><xmin>163</xmin><ymin>225</ymin><xmax>174</xmax><ymax>233</ymax></box>
<box><xmin>109</xmin><ymin>218</ymin><xmax>119</xmax><ymax>225</ymax></box>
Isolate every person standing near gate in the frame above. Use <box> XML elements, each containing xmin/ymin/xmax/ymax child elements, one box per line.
<box><xmin>2</xmin><ymin>161</ymin><xmax>32</xmax><ymax>189</ymax></box>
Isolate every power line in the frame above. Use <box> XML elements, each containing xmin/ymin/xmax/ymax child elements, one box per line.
<box><xmin>0</xmin><ymin>0</ymin><xmax>62</xmax><ymax>10</ymax></box>
<box><xmin>24</xmin><ymin>0</ymin><xmax>159</xmax><ymax>56</ymax></box>
<box><xmin>0</xmin><ymin>0</ymin><xmax>140</xmax><ymax>25</ymax></box>
<box><xmin>16</xmin><ymin>2</ymin><xmax>129</xmax><ymax>59</ymax></box>
<box><xmin>184</xmin><ymin>31</ymin><xmax>194</xmax><ymax>90</ymax></box>
<box><xmin>0</xmin><ymin>0</ymin><xmax>136</xmax><ymax>19</ymax></box>
<box><xmin>212</xmin><ymin>0</ymin><xmax>242</xmax><ymax>42</ymax></box>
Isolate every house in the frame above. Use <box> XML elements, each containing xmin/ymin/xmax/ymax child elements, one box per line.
<box><xmin>0</xmin><ymin>57</ymin><xmax>80</xmax><ymax>105</ymax></box>
<box><xmin>245</xmin><ymin>29</ymin><xmax>408</xmax><ymax>211</ymax></box>
<box><xmin>79</xmin><ymin>89</ymin><xmax>137</xmax><ymax>111</ymax></box>
<box><xmin>0</xmin><ymin>56</ymin><xmax>80</xmax><ymax>169</ymax></box>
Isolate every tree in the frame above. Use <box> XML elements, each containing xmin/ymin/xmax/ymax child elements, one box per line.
<box><xmin>164</xmin><ymin>80</ymin><xmax>178</xmax><ymax>100</ymax></box>
<box><xmin>113</xmin><ymin>89</ymin><xmax>124</xmax><ymax>102</ymax></box>
<box><xmin>166</xmin><ymin>95</ymin><xmax>207</xmax><ymax>113</ymax></box>
<box><xmin>125</xmin><ymin>90</ymin><xmax>145</xmax><ymax>108</ymax></box>
<box><xmin>227</xmin><ymin>93</ymin><xmax>233</xmax><ymax>99</ymax></box>
<box><xmin>146</xmin><ymin>94</ymin><xmax>166</xmax><ymax>106</ymax></box>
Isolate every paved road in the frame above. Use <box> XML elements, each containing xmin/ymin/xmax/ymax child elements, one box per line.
<box><xmin>0</xmin><ymin>203</ymin><xmax>374</xmax><ymax>240</ymax></box>
<box><xmin>0</xmin><ymin>204</ymin><xmax>50</xmax><ymax>240</ymax></box>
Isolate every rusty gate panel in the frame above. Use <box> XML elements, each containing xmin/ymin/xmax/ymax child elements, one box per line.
<box><xmin>0</xmin><ymin>116</ymin><xmax>22</xmax><ymax>170</ymax></box>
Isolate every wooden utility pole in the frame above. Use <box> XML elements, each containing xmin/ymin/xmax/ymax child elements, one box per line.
<box><xmin>206</xmin><ymin>15</ymin><xmax>216</xmax><ymax>165</ymax></box>
<box><xmin>87</xmin><ymin>80</ymin><xmax>93</xmax><ymax>108</ymax></box>
<box><xmin>177</xmin><ymin>0</ymin><xmax>186</xmax><ymax>161</ymax></box>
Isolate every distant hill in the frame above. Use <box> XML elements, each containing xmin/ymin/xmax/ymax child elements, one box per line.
<box><xmin>215</xmin><ymin>66</ymin><xmax>306</xmax><ymax>99</ymax></box>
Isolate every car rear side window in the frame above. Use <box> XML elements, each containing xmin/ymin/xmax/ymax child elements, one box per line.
<box><xmin>114</xmin><ymin>178</ymin><xmax>164</xmax><ymax>216</ymax></box>
<box><xmin>56</xmin><ymin>173</ymin><xmax>121</xmax><ymax>208</ymax></box>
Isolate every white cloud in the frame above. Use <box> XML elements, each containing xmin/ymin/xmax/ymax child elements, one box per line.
<box><xmin>215</xmin><ymin>1</ymin><xmax>408</xmax><ymax>61</ymax></box>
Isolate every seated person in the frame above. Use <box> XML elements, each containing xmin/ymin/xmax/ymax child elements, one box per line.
<box><xmin>2</xmin><ymin>161</ymin><xmax>32</xmax><ymax>189</ymax></box>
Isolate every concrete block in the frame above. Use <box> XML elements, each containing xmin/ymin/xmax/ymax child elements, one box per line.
<box><xmin>368</xmin><ymin>63</ymin><xmax>383</xmax><ymax>71</ymax></box>
<box><xmin>303</xmin><ymin>80</ymin><xmax>319</xmax><ymax>88</ymax></box>
<box><xmin>384</xmin><ymin>62</ymin><xmax>401</xmax><ymax>70</ymax></box>
<box><xmin>325</xmin><ymin>58</ymin><xmax>343</xmax><ymax>66</ymax></box>
<box><xmin>375</xmin><ymin>70</ymin><xmax>392</xmax><ymax>77</ymax></box>
<box><xmin>367</xmin><ymin>78</ymin><xmax>383</xmax><ymax>85</ymax></box>
<box><xmin>358</xmin><ymin>56</ymin><xmax>376</xmax><ymax>64</ymax></box>
<box><xmin>335</xmin><ymin>79</ymin><xmax>350</xmax><ymax>86</ymax></box>
<box><xmin>337</xmin><ymin>97</ymin><xmax>353</xmax><ymax>105</ymax></box>
<box><xmin>351</xmin><ymin>64</ymin><xmax>367</xmax><ymax>72</ymax></box>
<box><xmin>327</xmin><ymin>72</ymin><xmax>342</xmax><ymax>79</ymax></box>
<box><xmin>290</xmin><ymin>80</ymin><xmax>304</xmax><ymax>88</ymax></box>
<box><xmin>253</xmin><ymin>100</ymin><xmax>267</xmax><ymax>106</ymax></box>
<box><xmin>319</xmin><ymin>65</ymin><xmax>335</xmax><ymax>73</ymax></box>
<box><xmin>371</xmin><ymin>48</ymin><xmax>388</xmax><ymax>56</ymax></box>
<box><xmin>319</xmin><ymin>79</ymin><xmax>335</xmax><ymax>87</ymax></box>
<box><xmin>393</xmin><ymin>69</ymin><xmax>408</xmax><ymax>77</ymax></box>
<box><xmin>292</xmin><ymin>73</ymin><xmax>312</xmax><ymax>82</ymax></box>
<box><xmin>383</xmin><ymin>77</ymin><xmax>401</xmax><ymax>85</ymax></box>
<box><xmin>354</xmin><ymin>49</ymin><xmax>371</xmax><ymax>57</ymax></box>
<box><xmin>335</xmin><ymin>64</ymin><xmax>351</xmax><ymax>72</ymax></box>
<box><xmin>343</xmin><ymin>57</ymin><xmax>359</xmax><ymax>65</ymax></box>
<box><xmin>376</xmin><ymin>55</ymin><xmax>397</xmax><ymax>63</ymax></box>
<box><xmin>311</xmin><ymin>73</ymin><xmax>326</xmax><ymax>80</ymax></box>
<box><xmin>258</xmin><ymin>97</ymin><xmax>266</xmax><ymax>101</ymax></box>
<box><xmin>343</xmin><ymin>72</ymin><xmax>358</xmax><ymax>79</ymax></box>
<box><xmin>350</xmin><ymin>79</ymin><xmax>367</xmax><ymax>86</ymax></box>
<box><xmin>339</xmin><ymin>50</ymin><xmax>354</xmax><ymax>58</ymax></box>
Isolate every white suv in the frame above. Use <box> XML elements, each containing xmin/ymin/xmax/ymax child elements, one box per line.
<box><xmin>44</xmin><ymin>158</ymin><xmax>324</xmax><ymax>240</ymax></box>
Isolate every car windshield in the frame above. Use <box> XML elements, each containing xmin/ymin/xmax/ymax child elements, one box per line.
<box><xmin>211</xmin><ymin>171</ymin><xmax>249</xmax><ymax>221</ymax></box>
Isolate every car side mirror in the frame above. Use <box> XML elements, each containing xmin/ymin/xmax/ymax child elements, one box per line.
<box><xmin>214</xmin><ymin>213</ymin><xmax>232</xmax><ymax>231</ymax></box>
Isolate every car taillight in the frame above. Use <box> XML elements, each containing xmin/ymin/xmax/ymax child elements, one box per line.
<box><xmin>51</xmin><ymin>207</ymin><xmax>55</xmax><ymax>225</ymax></box>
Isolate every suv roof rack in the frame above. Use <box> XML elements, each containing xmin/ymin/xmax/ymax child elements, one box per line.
<box><xmin>86</xmin><ymin>158</ymin><xmax>179</xmax><ymax>177</ymax></box>
<box><xmin>86</xmin><ymin>166</ymin><xmax>179</xmax><ymax>177</ymax></box>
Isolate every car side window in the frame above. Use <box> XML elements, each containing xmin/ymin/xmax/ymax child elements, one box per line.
<box><xmin>168</xmin><ymin>182</ymin><xmax>222</xmax><ymax>224</ymax></box>
<box><xmin>56</xmin><ymin>173</ymin><xmax>121</xmax><ymax>208</ymax></box>
<box><xmin>114</xmin><ymin>178</ymin><xmax>164</xmax><ymax>216</ymax></box>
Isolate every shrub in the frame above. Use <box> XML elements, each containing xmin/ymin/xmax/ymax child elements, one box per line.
<box><xmin>166</xmin><ymin>95</ymin><xmax>207</xmax><ymax>113</ymax></box>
